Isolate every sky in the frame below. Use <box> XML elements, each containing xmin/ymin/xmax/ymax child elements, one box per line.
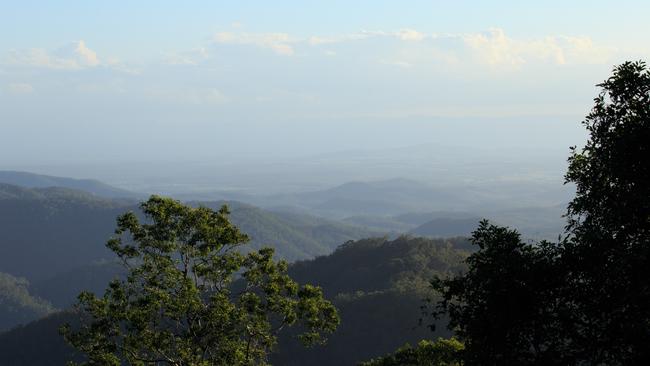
<box><xmin>1</xmin><ymin>1</ymin><xmax>649</xmax><ymax>167</ymax></box>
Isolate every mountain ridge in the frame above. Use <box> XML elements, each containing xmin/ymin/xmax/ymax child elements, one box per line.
<box><xmin>0</xmin><ymin>171</ymin><xmax>139</xmax><ymax>199</ymax></box>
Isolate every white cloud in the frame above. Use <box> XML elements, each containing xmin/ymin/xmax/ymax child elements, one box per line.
<box><xmin>305</xmin><ymin>28</ymin><xmax>616</xmax><ymax>67</ymax></box>
<box><xmin>7</xmin><ymin>82</ymin><xmax>34</xmax><ymax>94</ymax></box>
<box><xmin>212</xmin><ymin>28</ymin><xmax>424</xmax><ymax>56</ymax></box>
<box><xmin>396</xmin><ymin>29</ymin><xmax>425</xmax><ymax>41</ymax></box>
<box><xmin>461</xmin><ymin>28</ymin><xmax>615</xmax><ymax>66</ymax></box>
<box><xmin>308</xmin><ymin>33</ymin><xmax>369</xmax><ymax>45</ymax></box>
<box><xmin>165</xmin><ymin>47</ymin><xmax>209</xmax><ymax>65</ymax></box>
<box><xmin>555</xmin><ymin>36</ymin><xmax>614</xmax><ymax>64</ymax></box>
<box><xmin>463</xmin><ymin>28</ymin><xmax>527</xmax><ymax>65</ymax></box>
<box><xmin>7</xmin><ymin>40</ymin><xmax>101</xmax><ymax>69</ymax></box>
<box><xmin>214</xmin><ymin>32</ymin><xmax>295</xmax><ymax>55</ymax></box>
<box><xmin>71</xmin><ymin>40</ymin><xmax>100</xmax><ymax>66</ymax></box>
<box><xmin>210</xmin><ymin>28</ymin><xmax>616</xmax><ymax>67</ymax></box>
<box><xmin>308</xmin><ymin>36</ymin><xmax>338</xmax><ymax>46</ymax></box>
<box><xmin>357</xmin><ymin>29</ymin><xmax>426</xmax><ymax>42</ymax></box>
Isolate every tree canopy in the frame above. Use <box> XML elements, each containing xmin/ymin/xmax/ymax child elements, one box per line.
<box><xmin>562</xmin><ymin>60</ymin><xmax>650</xmax><ymax>363</ymax></box>
<box><xmin>423</xmin><ymin>61</ymin><xmax>650</xmax><ymax>365</ymax></box>
<box><xmin>429</xmin><ymin>221</ymin><xmax>570</xmax><ymax>364</ymax></box>
<box><xmin>359</xmin><ymin>338</ymin><xmax>464</xmax><ymax>366</ymax></box>
<box><xmin>61</xmin><ymin>196</ymin><xmax>339</xmax><ymax>365</ymax></box>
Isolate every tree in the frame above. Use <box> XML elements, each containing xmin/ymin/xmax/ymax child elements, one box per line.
<box><xmin>359</xmin><ymin>338</ymin><xmax>464</xmax><ymax>366</ymax></box>
<box><xmin>429</xmin><ymin>221</ymin><xmax>568</xmax><ymax>365</ymax></box>
<box><xmin>61</xmin><ymin>196</ymin><xmax>339</xmax><ymax>365</ymax></box>
<box><xmin>562</xmin><ymin>60</ymin><xmax>650</xmax><ymax>363</ymax></box>
<box><xmin>428</xmin><ymin>61</ymin><xmax>650</xmax><ymax>365</ymax></box>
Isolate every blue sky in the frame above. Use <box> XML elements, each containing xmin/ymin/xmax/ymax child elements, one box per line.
<box><xmin>1</xmin><ymin>1</ymin><xmax>649</xmax><ymax>165</ymax></box>
<box><xmin>3</xmin><ymin>1</ymin><xmax>648</xmax><ymax>49</ymax></box>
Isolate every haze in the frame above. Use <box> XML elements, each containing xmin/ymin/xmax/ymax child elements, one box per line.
<box><xmin>1</xmin><ymin>1</ymin><xmax>648</xmax><ymax>195</ymax></box>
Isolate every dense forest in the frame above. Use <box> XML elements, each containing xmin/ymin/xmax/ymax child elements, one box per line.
<box><xmin>0</xmin><ymin>235</ymin><xmax>470</xmax><ymax>365</ymax></box>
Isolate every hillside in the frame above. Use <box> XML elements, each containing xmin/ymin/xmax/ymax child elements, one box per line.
<box><xmin>198</xmin><ymin>201</ymin><xmax>382</xmax><ymax>260</ymax></box>
<box><xmin>0</xmin><ymin>236</ymin><xmax>471</xmax><ymax>366</ymax></box>
<box><xmin>0</xmin><ymin>311</ymin><xmax>80</xmax><ymax>366</ymax></box>
<box><xmin>273</xmin><ymin>235</ymin><xmax>470</xmax><ymax>365</ymax></box>
<box><xmin>31</xmin><ymin>262</ymin><xmax>124</xmax><ymax>308</ymax></box>
<box><xmin>0</xmin><ymin>183</ymin><xmax>381</xmax><ymax>285</ymax></box>
<box><xmin>239</xmin><ymin>178</ymin><xmax>469</xmax><ymax>218</ymax></box>
<box><xmin>0</xmin><ymin>272</ymin><xmax>55</xmax><ymax>332</ymax></box>
<box><xmin>344</xmin><ymin>205</ymin><xmax>565</xmax><ymax>242</ymax></box>
<box><xmin>0</xmin><ymin>171</ymin><xmax>138</xmax><ymax>199</ymax></box>
<box><xmin>30</xmin><ymin>203</ymin><xmax>384</xmax><ymax>308</ymax></box>
<box><xmin>410</xmin><ymin>217</ymin><xmax>481</xmax><ymax>238</ymax></box>
<box><xmin>343</xmin><ymin>211</ymin><xmax>478</xmax><ymax>233</ymax></box>
<box><xmin>0</xmin><ymin>184</ymin><xmax>135</xmax><ymax>280</ymax></box>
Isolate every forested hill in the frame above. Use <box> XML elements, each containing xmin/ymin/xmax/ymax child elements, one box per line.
<box><xmin>0</xmin><ymin>183</ymin><xmax>382</xmax><ymax>283</ymax></box>
<box><xmin>0</xmin><ymin>235</ymin><xmax>471</xmax><ymax>366</ymax></box>
<box><xmin>0</xmin><ymin>184</ymin><xmax>135</xmax><ymax>280</ymax></box>
<box><xmin>197</xmin><ymin>200</ymin><xmax>383</xmax><ymax>261</ymax></box>
<box><xmin>0</xmin><ymin>272</ymin><xmax>55</xmax><ymax>331</ymax></box>
<box><xmin>272</xmin><ymin>235</ymin><xmax>470</xmax><ymax>365</ymax></box>
<box><xmin>25</xmin><ymin>200</ymin><xmax>386</xmax><ymax>308</ymax></box>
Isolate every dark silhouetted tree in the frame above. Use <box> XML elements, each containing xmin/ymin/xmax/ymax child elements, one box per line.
<box><xmin>430</xmin><ymin>221</ymin><xmax>569</xmax><ymax>365</ymax></box>
<box><xmin>562</xmin><ymin>60</ymin><xmax>650</xmax><ymax>364</ymax></box>
<box><xmin>429</xmin><ymin>61</ymin><xmax>649</xmax><ymax>365</ymax></box>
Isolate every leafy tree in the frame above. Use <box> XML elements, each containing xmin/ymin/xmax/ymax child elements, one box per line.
<box><xmin>61</xmin><ymin>196</ymin><xmax>339</xmax><ymax>365</ymax></box>
<box><xmin>428</xmin><ymin>61</ymin><xmax>650</xmax><ymax>365</ymax></box>
<box><xmin>429</xmin><ymin>221</ymin><xmax>568</xmax><ymax>365</ymax></box>
<box><xmin>562</xmin><ymin>60</ymin><xmax>650</xmax><ymax>363</ymax></box>
<box><xmin>359</xmin><ymin>338</ymin><xmax>464</xmax><ymax>366</ymax></box>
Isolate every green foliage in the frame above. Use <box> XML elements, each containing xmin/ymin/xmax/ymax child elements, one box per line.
<box><xmin>429</xmin><ymin>221</ymin><xmax>568</xmax><ymax>364</ymax></box>
<box><xmin>566</xmin><ymin>60</ymin><xmax>650</xmax><ymax>239</ymax></box>
<box><xmin>0</xmin><ymin>235</ymin><xmax>470</xmax><ymax>366</ymax></box>
<box><xmin>428</xmin><ymin>61</ymin><xmax>650</xmax><ymax>365</ymax></box>
<box><xmin>290</xmin><ymin>236</ymin><xmax>469</xmax><ymax>298</ymax></box>
<box><xmin>0</xmin><ymin>272</ymin><xmax>55</xmax><ymax>331</ymax></box>
<box><xmin>60</xmin><ymin>196</ymin><xmax>339</xmax><ymax>365</ymax></box>
<box><xmin>359</xmin><ymin>338</ymin><xmax>464</xmax><ymax>366</ymax></box>
<box><xmin>273</xmin><ymin>236</ymin><xmax>470</xmax><ymax>366</ymax></box>
<box><xmin>562</xmin><ymin>60</ymin><xmax>650</xmax><ymax>363</ymax></box>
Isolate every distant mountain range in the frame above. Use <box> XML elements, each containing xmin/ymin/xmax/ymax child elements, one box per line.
<box><xmin>0</xmin><ymin>171</ymin><xmax>139</xmax><ymax>199</ymax></box>
<box><xmin>0</xmin><ymin>182</ymin><xmax>383</xmax><ymax>284</ymax></box>
<box><xmin>175</xmin><ymin>177</ymin><xmax>570</xmax><ymax>238</ymax></box>
<box><xmin>344</xmin><ymin>211</ymin><xmax>480</xmax><ymax>234</ymax></box>
<box><xmin>244</xmin><ymin>178</ymin><xmax>472</xmax><ymax>218</ymax></box>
